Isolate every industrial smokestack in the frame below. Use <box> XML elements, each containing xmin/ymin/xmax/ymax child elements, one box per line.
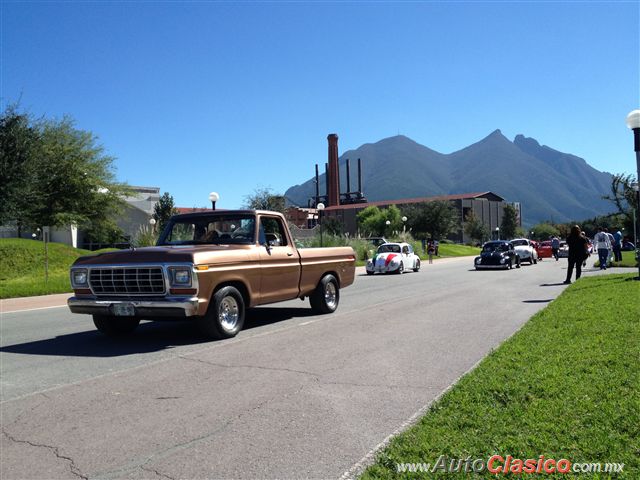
<box><xmin>315</xmin><ymin>164</ymin><xmax>320</xmax><ymax>206</ymax></box>
<box><xmin>346</xmin><ymin>159</ymin><xmax>351</xmax><ymax>195</ymax></box>
<box><xmin>325</xmin><ymin>162</ymin><xmax>329</xmax><ymax>203</ymax></box>
<box><xmin>327</xmin><ymin>134</ymin><xmax>340</xmax><ymax>207</ymax></box>
<box><xmin>358</xmin><ymin>158</ymin><xmax>363</xmax><ymax>195</ymax></box>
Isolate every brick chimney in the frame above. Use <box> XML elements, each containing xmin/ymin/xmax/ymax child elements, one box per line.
<box><xmin>327</xmin><ymin>134</ymin><xmax>340</xmax><ymax>207</ymax></box>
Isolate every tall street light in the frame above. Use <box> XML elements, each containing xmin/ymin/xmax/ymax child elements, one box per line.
<box><xmin>495</xmin><ymin>227</ymin><xmax>500</xmax><ymax>241</ymax></box>
<box><xmin>625</xmin><ymin>109</ymin><xmax>640</xmax><ymax>279</ymax></box>
<box><xmin>402</xmin><ymin>216</ymin><xmax>408</xmax><ymax>236</ymax></box>
<box><xmin>632</xmin><ymin>183</ymin><xmax>639</xmax><ymax>251</ymax></box>
<box><xmin>209</xmin><ymin>192</ymin><xmax>220</xmax><ymax>210</ymax></box>
<box><xmin>317</xmin><ymin>203</ymin><xmax>325</xmax><ymax>247</ymax></box>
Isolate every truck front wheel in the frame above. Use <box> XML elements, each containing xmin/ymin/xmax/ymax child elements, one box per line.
<box><xmin>197</xmin><ymin>286</ymin><xmax>245</xmax><ymax>339</ymax></box>
<box><xmin>310</xmin><ymin>274</ymin><xmax>339</xmax><ymax>314</ymax></box>
<box><xmin>92</xmin><ymin>315</ymin><xmax>140</xmax><ymax>336</ymax></box>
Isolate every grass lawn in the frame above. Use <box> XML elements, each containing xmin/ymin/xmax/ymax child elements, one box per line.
<box><xmin>593</xmin><ymin>250</ymin><xmax>639</xmax><ymax>268</ymax></box>
<box><xmin>0</xmin><ymin>239</ymin><xmax>114</xmax><ymax>299</ymax></box>
<box><xmin>436</xmin><ymin>244</ymin><xmax>480</xmax><ymax>258</ymax></box>
<box><xmin>361</xmin><ymin>273</ymin><xmax>639</xmax><ymax>479</ymax></box>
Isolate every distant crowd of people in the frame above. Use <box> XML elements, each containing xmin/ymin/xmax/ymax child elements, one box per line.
<box><xmin>559</xmin><ymin>225</ymin><xmax>623</xmax><ymax>284</ymax></box>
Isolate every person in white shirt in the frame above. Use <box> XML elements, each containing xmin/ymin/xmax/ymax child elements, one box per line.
<box><xmin>604</xmin><ymin>228</ymin><xmax>615</xmax><ymax>265</ymax></box>
<box><xmin>594</xmin><ymin>227</ymin><xmax>612</xmax><ymax>270</ymax></box>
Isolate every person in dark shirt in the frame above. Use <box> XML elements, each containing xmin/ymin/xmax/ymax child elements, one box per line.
<box><xmin>564</xmin><ymin>225</ymin><xmax>588</xmax><ymax>284</ymax></box>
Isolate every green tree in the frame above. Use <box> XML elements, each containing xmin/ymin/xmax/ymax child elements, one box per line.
<box><xmin>500</xmin><ymin>204</ymin><xmax>518</xmax><ymax>239</ymax></box>
<box><xmin>0</xmin><ymin>107</ymin><xmax>130</xmax><ymax>233</ymax></box>
<box><xmin>602</xmin><ymin>173</ymin><xmax>638</xmax><ymax>235</ymax></box>
<box><xmin>463</xmin><ymin>210</ymin><xmax>489</xmax><ymax>244</ymax></box>
<box><xmin>153</xmin><ymin>192</ymin><xmax>178</xmax><ymax>234</ymax></box>
<box><xmin>405</xmin><ymin>201</ymin><xmax>457</xmax><ymax>240</ymax></box>
<box><xmin>0</xmin><ymin>109</ymin><xmax>37</xmax><ymax>235</ymax></box>
<box><xmin>357</xmin><ymin>206</ymin><xmax>383</xmax><ymax>235</ymax></box>
<box><xmin>531</xmin><ymin>223</ymin><xmax>560</xmax><ymax>240</ymax></box>
<box><xmin>243</xmin><ymin>187</ymin><xmax>286</xmax><ymax>213</ymax></box>
<box><xmin>357</xmin><ymin>205</ymin><xmax>402</xmax><ymax>236</ymax></box>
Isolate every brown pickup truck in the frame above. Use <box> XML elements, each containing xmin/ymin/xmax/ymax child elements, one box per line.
<box><xmin>68</xmin><ymin>210</ymin><xmax>356</xmax><ymax>339</ymax></box>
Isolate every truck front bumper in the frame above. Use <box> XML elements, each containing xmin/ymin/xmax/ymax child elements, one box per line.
<box><xmin>67</xmin><ymin>296</ymin><xmax>201</xmax><ymax>318</ymax></box>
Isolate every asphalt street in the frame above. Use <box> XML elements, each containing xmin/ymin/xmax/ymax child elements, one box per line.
<box><xmin>0</xmin><ymin>257</ymin><xmax>626</xmax><ymax>479</ymax></box>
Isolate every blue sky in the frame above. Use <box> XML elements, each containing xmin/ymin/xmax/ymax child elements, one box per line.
<box><xmin>2</xmin><ymin>1</ymin><xmax>639</xmax><ymax>209</ymax></box>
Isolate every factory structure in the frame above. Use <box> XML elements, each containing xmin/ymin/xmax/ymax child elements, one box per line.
<box><xmin>286</xmin><ymin>133</ymin><xmax>520</xmax><ymax>243</ymax></box>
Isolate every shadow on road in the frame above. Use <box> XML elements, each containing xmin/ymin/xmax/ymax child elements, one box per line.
<box><xmin>522</xmin><ymin>299</ymin><xmax>553</xmax><ymax>304</ymax></box>
<box><xmin>0</xmin><ymin>307</ymin><xmax>315</xmax><ymax>358</ymax></box>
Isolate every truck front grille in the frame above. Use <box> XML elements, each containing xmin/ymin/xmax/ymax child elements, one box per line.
<box><xmin>89</xmin><ymin>267</ymin><xmax>166</xmax><ymax>295</ymax></box>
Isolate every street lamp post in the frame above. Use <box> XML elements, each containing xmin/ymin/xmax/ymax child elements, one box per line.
<box><xmin>209</xmin><ymin>191</ymin><xmax>220</xmax><ymax>210</ymax></box>
<box><xmin>402</xmin><ymin>216</ymin><xmax>407</xmax><ymax>236</ymax></box>
<box><xmin>495</xmin><ymin>227</ymin><xmax>500</xmax><ymax>241</ymax></box>
<box><xmin>632</xmin><ymin>183</ymin><xmax>639</xmax><ymax>251</ymax></box>
<box><xmin>317</xmin><ymin>203</ymin><xmax>325</xmax><ymax>247</ymax></box>
<box><xmin>625</xmin><ymin>109</ymin><xmax>640</xmax><ymax>279</ymax></box>
<box><xmin>385</xmin><ymin>220</ymin><xmax>391</xmax><ymax>237</ymax></box>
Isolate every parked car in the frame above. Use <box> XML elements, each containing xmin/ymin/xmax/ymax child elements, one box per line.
<box><xmin>474</xmin><ymin>241</ymin><xmax>521</xmax><ymax>270</ymax></box>
<box><xmin>536</xmin><ymin>240</ymin><xmax>554</xmax><ymax>259</ymax></box>
<box><xmin>366</xmin><ymin>242</ymin><xmax>421</xmax><ymax>274</ymax></box>
<box><xmin>558</xmin><ymin>241</ymin><xmax>569</xmax><ymax>258</ymax></box>
<box><xmin>622</xmin><ymin>240</ymin><xmax>636</xmax><ymax>251</ymax></box>
<box><xmin>510</xmin><ymin>238</ymin><xmax>538</xmax><ymax>264</ymax></box>
<box><xmin>68</xmin><ymin>210</ymin><xmax>356</xmax><ymax>339</ymax></box>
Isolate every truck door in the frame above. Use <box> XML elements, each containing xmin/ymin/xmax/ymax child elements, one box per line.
<box><xmin>257</xmin><ymin>216</ymin><xmax>301</xmax><ymax>304</ymax></box>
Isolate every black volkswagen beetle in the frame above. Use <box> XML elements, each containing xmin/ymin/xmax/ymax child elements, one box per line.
<box><xmin>474</xmin><ymin>241</ymin><xmax>521</xmax><ymax>270</ymax></box>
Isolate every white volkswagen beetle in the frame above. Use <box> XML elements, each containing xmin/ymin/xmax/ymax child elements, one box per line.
<box><xmin>510</xmin><ymin>238</ymin><xmax>538</xmax><ymax>264</ymax></box>
<box><xmin>366</xmin><ymin>242</ymin><xmax>421</xmax><ymax>274</ymax></box>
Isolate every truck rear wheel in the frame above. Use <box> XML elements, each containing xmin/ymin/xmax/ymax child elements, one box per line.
<box><xmin>92</xmin><ymin>315</ymin><xmax>140</xmax><ymax>336</ymax></box>
<box><xmin>196</xmin><ymin>286</ymin><xmax>245</xmax><ymax>339</ymax></box>
<box><xmin>310</xmin><ymin>274</ymin><xmax>339</xmax><ymax>314</ymax></box>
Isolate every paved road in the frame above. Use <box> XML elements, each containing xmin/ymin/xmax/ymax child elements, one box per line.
<box><xmin>0</xmin><ymin>258</ymin><xmax>623</xmax><ymax>479</ymax></box>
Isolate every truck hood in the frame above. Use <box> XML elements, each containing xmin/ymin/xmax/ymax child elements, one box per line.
<box><xmin>72</xmin><ymin>244</ymin><xmax>253</xmax><ymax>266</ymax></box>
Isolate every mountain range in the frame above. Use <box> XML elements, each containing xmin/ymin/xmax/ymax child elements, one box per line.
<box><xmin>284</xmin><ymin>130</ymin><xmax>614</xmax><ymax>226</ymax></box>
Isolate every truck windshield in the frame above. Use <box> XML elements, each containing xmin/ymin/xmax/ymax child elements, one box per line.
<box><xmin>159</xmin><ymin>215</ymin><xmax>256</xmax><ymax>245</ymax></box>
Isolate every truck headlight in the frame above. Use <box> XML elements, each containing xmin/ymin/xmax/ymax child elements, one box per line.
<box><xmin>170</xmin><ymin>267</ymin><xmax>192</xmax><ymax>286</ymax></box>
<box><xmin>71</xmin><ymin>269</ymin><xmax>88</xmax><ymax>287</ymax></box>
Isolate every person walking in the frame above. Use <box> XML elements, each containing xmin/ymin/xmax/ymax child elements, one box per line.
<box><xmin>604</xmin><ymin>228</ymin><xmax>615</xmax><ymax>266</ymax></box>
<box><xmin>593</xmin><ymin>227</ymin><xmax>612</xmax><ymax>270</ymax></box>
<box><xmin>564</xmin><ymin>225</ymin><xmax>588</xmax><ymax>284</ymax></box>
<box><xmin>613</xmin><ymin>229</ymin><xmax>623</xmax><ymax>263</ymax></box>
<box><xmin>427</xmin><ymin>239</ymin><xmax>435</xmax><ymax>264</ymax></box>
<box><xmin>551</xmin><ymin>236</ymin><xmax>560</xmax><ymax>261</ymax></box>
<box><xmin>581</xmin><ymin>231</ymin><xmax>590</xmax><ymax>267</ymax></box>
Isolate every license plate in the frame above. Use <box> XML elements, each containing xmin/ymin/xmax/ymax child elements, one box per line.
<box><xmin>112</xmin><ymin>303</ymin><xmax>135</xmax><ymax>316</ymax></box>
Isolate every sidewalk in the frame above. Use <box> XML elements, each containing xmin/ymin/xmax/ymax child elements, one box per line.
<box><xmin>1</xmin><ymin>293</ymin><xmax>71</xmax><ymax>314</ymax></box>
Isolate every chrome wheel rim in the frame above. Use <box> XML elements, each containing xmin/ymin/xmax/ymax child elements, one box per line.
<box><xmin>324</xmin><ymin>282</ymin><xmax>337</xmax><ymax>309</ymax></box>
<box><xmin>218</xmin><ymin>296</ymin><xmax>239</xmax><ymax>331</ymax></box>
